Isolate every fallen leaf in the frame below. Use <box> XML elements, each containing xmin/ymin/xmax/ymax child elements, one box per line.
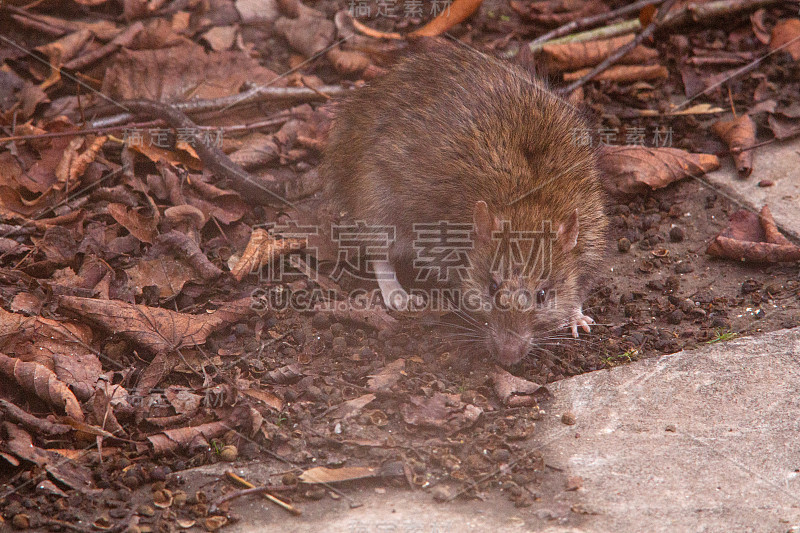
<box><xmin>400</xmin><ymin>392</ymin><xmax>482</xmax><ymax>434</ymax></box>
<box><xmin>367</xmin><ymin>358</ymin><xmax>405</xmax><ymax>392</ymax></box>
<box><xmin>491</xmin><ymin>365</ymin><xmax>550</xmax><ymax>407</ymax></box>
<box><xmin>107</xmin><ymin>203</ymin><xmax>158</xmax><ymax>244</ymax></box>
<box><xmin>770</xmin><ymin>18</ymin><xmax>800</xmax><ymax>61</ymax></box>
<box><xmin>0</xmin><ymin>352</ymin><xmax>84</xmax><ymax>421</ymax></box>
<box><xmin>410</xmin><ymin>0</ymin><xmax>484</xmax><ymax>37</ymax></box>
<box><xmin>230</xmin><ymin>228</ymin><xmax>305</xmax><ymax>282</ymax></box>
<box><xmin>327</xmin><ymin>393</ymin><xmax>376</xmax><ymax>420</ymax></box>
<box><xmin>58</xmin><ymin>296</ymin><xmax>252</xmax><ymax>354</ymax></box>
<box><xmin>298</xmin><ymin>466</ymin><xmax>377</xmax><ymax>484</ymax></box>
<box><xmin>542</xmin><ymin>35</ymin><xmax>658</xmax><ymax>72</ymax></box>
<box><xmin>711</xmin><ymin>115</ymin><xmax>756</xmax><ymax>177</ymax></box>
<box><xmin>563</xmin><ymin>64</ymin><xmax>668</xmax><ymax>83</ymax></box>
<box><xmin>125</xmin><ymin>257</ymin><xmax>198</xmax><ymax>299</ymax></box>
<box><xmin>598</xmin><ymin>146</ymin><xmax>720</xmax><ymax>196</ymax></box>
<box><xmin>241</xmin><ymin>388</ymin><xmax>284</xmax><ymax>411</ymax></box>
<box><xmin>707</xmin><ymin>205</ymin><xmax>800</xmax><ymax>263</ymax></box>
<box><xmin>750</xmin><ymin>9</ymin><xmax>771</xmax><ymax>44</ymax></box>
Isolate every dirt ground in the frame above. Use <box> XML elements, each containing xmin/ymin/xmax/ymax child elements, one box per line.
<box><xmin>1</xmin><ymin>0</ymin><xmax>800</xmax><ymax>531</ymax></box>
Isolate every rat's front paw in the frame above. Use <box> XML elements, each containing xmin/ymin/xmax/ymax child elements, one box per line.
<box><xmin>569</xmin><ymin>308</ymin><xmax>594</xmax><ymax>338</ymax></box>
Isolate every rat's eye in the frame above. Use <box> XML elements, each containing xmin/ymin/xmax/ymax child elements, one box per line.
<box><xmin>489</xmin><ymin>279</ymin><xmax>501</xmax><ymax>296</ymax></box>
<box><xmin>536</xmin><ymin>289</ymin><xmax>547</xmax><ymax>305</ymax></box>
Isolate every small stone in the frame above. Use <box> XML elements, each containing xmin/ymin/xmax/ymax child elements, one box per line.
<box><xmin>675</xmin><ymin>262</ymin><xmax>694</xmax><ymax>274</ymax></box>
<box><xmin>332</xmin><ymin>336</ymin><xmax>347</xmax><ymax>355</ymax></box>
<box><xmin>758</xmin><ymin>179</ymin><xmax>774</xmax><ymax>187</ymax></box>
<box><xmin>617</xmin><ymin>237</ymin><xmax>631</xmax><ymax>252</ymax></box>
<box><xmin>311</xmin><ymin>313</ymin><xmax>329</xmax><ymax>329</ymax></box>
<box><xmin>669</xmin><ymin>226</ymin><xmax>685</xmax><ymax>242</ymax></box>
<box><xmin>12</xmin><ymin>514</ymin><xmax>30</xmax><ymax>530</ymax></box>
<box><xmin>679</xmin><ymin>299</ymin><xmax>694</xmax><ymax>313</ymax></box>
<box><xmin>565</xmin><ymin>476</ymin><xmax>583</xmax><ymax>491</ymax></box>
<box><xmin>665</xmin><ymin>275</ymin><xmax>680</xmax><ymax>291</ymax></box>
<box><xmin>754</xmin><ymin>309</ymin><xmax>765</xmax><ymax>319</ymax></box>
<box><xmin>711</xmin><ymin>317</ymin><xmax>731</xmax><ymax>328</ymax></box>
<box><xmin>665</xmin><ymin>424</ymin><xmax>677</xmax><ymax>432</ymax></box>
<box><xmin>667</xmin><ymin>309</ymin><xmax>684</xmax><ymax>324</ymax></box>
<box><xmin>561</xmin><ymin>411</ymin><xmax>577</xmax><ymax>425</ymax></box>
<box><xmin>219</xmin><ymin>445</ymin><xmax>237</xmax><ymax>462</ymax></box>
<box><xmin>430</xmin><ymin>485</ymin><xmax>453</xmax><ymax>502</ymax></box>
<box><xmin>330</xmin><ymin>322</ymin><xmax>345</xmax><ymax>336</ymax></box>
<box><xmin>304</xmin><ymin>486</ymin><xmax>326</xmax><ymax>500</ymax></box>
<box><xmin>137</xmin><ymin>505</ymin><xmax>155</xmax><ymax>517</ymax></box>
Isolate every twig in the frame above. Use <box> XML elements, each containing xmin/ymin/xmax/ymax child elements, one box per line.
<box><xmin>221</xmin><ymin>471</ymin><xmax>302</xmax><ymax>515</ymax></box>
<box><xmin>64</xmin><ymin>22</ymin><xmax>144</xmax><ymax>71</ymax></box>
<box><xmin>89</xmin><ymin>86</ymin><xmax>348</xmax><ymax>129</ymax></box>
<box><xmin>561</xmin><ymin>0</ymin><xmax>678</xmax><ymax>94</ymax></box>
<box><xmin>529</xmin><ymin>0</ymin><xmax>665</xmax><ymax>47</ymax></box>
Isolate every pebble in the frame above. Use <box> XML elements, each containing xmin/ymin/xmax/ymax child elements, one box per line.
<box><xmin>669</xmin><ymin>226</ymin><xmax>685</xmax><ymax>242</ymax></box>
<box><xmin>758</xmin><ymin>179</ymin><xmax>774</xmax><ymax>187</ymax></box>
<box><xmin>561</xmin><ymin>411</ymin><xmax>577</xmax><ymax>425</ymax></box>
<box><xmin>617</xmin><ymin>237</ymin><xmax>631</xmax><ymax>252</ymax></box>
<box><xmin>675</xmin><ymin>262</ymin><xmax>694</xmax><ymax>274</ymax></box>
<box><xmin>667</xmin><ymin>309</ymin><xmax>684</xmax><ymax>324</ymax></box>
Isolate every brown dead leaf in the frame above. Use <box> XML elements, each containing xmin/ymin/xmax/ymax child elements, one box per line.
<box><xmin>185</xmin><ymin>178</ymin><xmax>247</xmax><ymax>225</ymax></box>
<box><xmin>125</xmin><ymin>257</ymin><xmax>198</xmax><ymax>299</ymax></box>
<box><xmin>562</xmin><ymin>64</ymin><xmax>668</xmax><ymax>83</ymax></box>
<box><xmin>750</xmin><ymin>9</ymin><xmax>771</xmax><ymax>44</ymax></box>
<box><xmin>298</xmin><ymin>465</ymin><xmax>378</xmax><ymax>484</ymax></box>
<box><xmin>598</xmin><ymin>145</ymin><xmax>720</xmax><ymax>196</ymax></box>
<box><xmin>102</xmin><ymin>44</ymin><xmax>282</xmax><ymax>101</ymax></box>
<box><xmin>367</xmin><ymin>358</ymin><xmax>405</xmax><ymax>392</ymax></box>
<box><xmin>707</xmin><ymin>205</ymin><xmax>800</xmax><ymax>263</ymax></box>
<box><xmin>491</xmin><ymin>366</ymin><xmax>550</xmax><ymax>407</ymax></box>
<box><xmin>55</xmin><ymin>136</ymin><xmax>107</xmax><ymax>186</ymax></box>
<box><xmin>711</xmin><ymin>115</ymin><xmax>756</xmax><ymax>177</ymax></box>
<box><xmin>58</xmin><ymin>296</ymin><xmax>252</xmax><ymax>354</ymax></box>
<box><xmin>770</xmin><ymin>18</ymin><xmax>800</xmax><ymax>61</ymax></box>
<box><xmin>401</xmin><ymin>392</ymin><xmax>482</xmax><ymax>434</ymax></box>
<box><xmin>241</xmin><ymin>388</ymin><xmax>284</xmax><ymax>411</ymax></box>
<box><xmin>107</xmin><ymin>203</ymin><xmax>159</xmax><ymax>244</ymax></box>
<box><xmin>767</xmin><ymin>114</ymin><xmax>800</xmax><ymax>140</ymax></box>
<box><xmin>2</xmin><ymin>424</ymin><xmax>96</xmax><ymax>493</ymax></box>
<box><xmin>327</xmin><ymin>393</ymin><xmax>376</xmax><ymax>420</ymax></box>
<box><xmin>409</xmin><ymin>0</ymin><xmax>484</xmax><ymax>37</ymax></box>
<box><xmin>0</xmin><ymin>352</ymin><xmax>84</xmax><ymax>421</ymax></box>
<box><xmin>542</xmin><ymin>35</ymin><xmax>658</xmax><ymax>72</ymax></box>
<box><xmin>0</xmin><ymin>307</ymin><xmax>95</xmax><ymax>370</ymax></box>
<box><xmin>274</xmin><ymin>15</ymin><xmax>335</xmax><ymax>57</ymax></box>
<box><xmin>147</xmin><ymin>406</ymin><xmax>253</xmax><ymax>455</ymax></box>
<box><xmin>230</xmin><ymin>228</ymin><xmax>305</xmax><ymax>282</ymax></box>
<box><xmin>53</xmin><ymin>353</ymin><xmax>102</xmax><ymax>402</ymax></box>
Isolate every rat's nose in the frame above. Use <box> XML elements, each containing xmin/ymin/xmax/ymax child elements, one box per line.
<box><xmin>494</xmin><ymin>333</ymin><xmax>531</xmax><ymax>366</ymax></box>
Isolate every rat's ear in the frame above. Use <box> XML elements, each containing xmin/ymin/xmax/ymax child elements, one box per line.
<box><xmin>557</xmin><ymin>209</ymin><xmax>580</xmax><ymax>253</ymax></box>
<box><xmin>473</xmin><ymin>201</ymin><xmax>498</xmax><ymax>243</ymax></box>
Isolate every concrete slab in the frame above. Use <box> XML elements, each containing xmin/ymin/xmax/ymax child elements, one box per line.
<box><xmin>219</xmin><ymin>327</ymin><xmax>800</xmax><ymax>533</ymax></box>
<box><xmin>536</xmin><ymin>326</ymin><xmax>800</xmax><ymax>532</ymax></box>
<box><xmin>703</xmin><ymin>136</ymin><xmax>800</xmax><ymax>240</ymax></box>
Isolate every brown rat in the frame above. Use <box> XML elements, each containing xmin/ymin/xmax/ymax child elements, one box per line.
<box><xmin>321</xmin><ymin>44</ymin><xmax>608</xmax><ymax>365</ymax></box>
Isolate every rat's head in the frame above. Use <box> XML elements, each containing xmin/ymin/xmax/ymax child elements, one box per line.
<box><xmin>460</xmin><ymin>201</ymin><xmax>583</xmax><ymax>366</ymax></box>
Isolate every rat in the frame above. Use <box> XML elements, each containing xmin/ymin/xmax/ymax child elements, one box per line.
<box><xmin>321</xmin><ymin>43</ymin><xmax>608</xmax><ymax>366</ymax></box>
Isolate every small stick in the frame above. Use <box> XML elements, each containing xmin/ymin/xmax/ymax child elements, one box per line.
<box><xmin>561</xmin><ymin>0</ymin><xmax>678</xmax><ymax>95</ymax></box>
<box><xmin>64</xmin><ymin>22</ymin><xmax>144</xmax><ymax>71</ymax></box>
<box><xmin>528</xmin><ymin>0</ymin><xmax>665</xmax><ymax>47</ymax></box>
<box><xmin>222</xmin><ymin>471</ymin><xmax>302</xmax><ymax>515</ymax></box>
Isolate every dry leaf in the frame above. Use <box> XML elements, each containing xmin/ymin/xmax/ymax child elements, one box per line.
<box><xmin>230</xmin><ymin>228</ymin><xmax>304</xmax><ymax>282</ymax></box>
<box><xmin>542</xmin><ymin>35</ymin><xmax>658</xmax><ymax>72</ymax></box>
<box><xmin>241</xmin><ymin>388</ymin><xmax>284</xmax><ymax>411</ymax></box>
<box><xmin>0</xmin><ymin>352</ymin><xmax>84</xmax><ymax>421</ymax></box>
<box><xmin>58</xmin><ymin>296</ymin><xmax>252</xmax><ymax>354</ymax></box>
<box><xmin>707</xmin><ymin>205</ymin><xmax>800</xmax><ymax>263</ymax></box>
<box><xmin>327</xmin><ymin>393</ymin><xmax>376</xmax><ymax>420</ymax></box>
<box><xmin>563</xmin><ymin>64</ymin><xmax>668</xmax><ymax>83</ymax></box>
<box><xmin>400</xmin><ymin>392</ymin><xmax>482</xmax><ymax>434</ymax></box>
<box><xmin>491</xmin><ymin>366</ymin><xmax>549</xmax><ymax>407</ymax></box>
<box><xmin>125</xmin><ymin>257</ymin><xmax>198</xmax><ymax>299</ymax></box>
<box><xmin>598</xmin><ymin>145</ymin><xmax>720</xmax><ymax>196</ymax></box>
<box><xmin>298</xmin><ymin>465</ymin><xmax>378</xmax><ymax>484</ymax></box>
<box><xmin>411</xmin><ymin>0</ymin><xmax>484</xmax><ymax>37</ymax></box>
<box><xmin>367</xmin><ymin>358</ymin><xmax>405</xmax><ymax>391</ymax></box>
<box><xmin>770</xmin><ymin>18</ymin><xmax>800</xmax><ymax>61</ymax></box>
<box><xmin>711</xmin><ymin>115</ymin><xmax>756</xmax><ymax>177</ymax></box>
<box><xmin>107</xmin><ymin>203</ymin><xmax>159</xmax><ymax>243</ymax></box>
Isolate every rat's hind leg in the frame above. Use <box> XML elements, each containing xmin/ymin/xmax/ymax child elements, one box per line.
<box><xmin>569</xmin><ymin>306</ymin><xmax>594</xmax><ymax>338</ymax></box>
<box><xmin>374</xmin><ymin>260</ymin><xmax>423</xmax><ymax>311</ymax></box>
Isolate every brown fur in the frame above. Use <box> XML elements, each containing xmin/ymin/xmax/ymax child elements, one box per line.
<box><xmin>321</xmin><ymin>44</ymin><xmax>608</xmax><ymax>365</ymax></box>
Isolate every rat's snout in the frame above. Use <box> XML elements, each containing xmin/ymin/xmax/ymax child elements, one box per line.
<box><xmin>491</xmin><ymin>331</ymin><xmax>532</xmax><ymax>366</ymax></box>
